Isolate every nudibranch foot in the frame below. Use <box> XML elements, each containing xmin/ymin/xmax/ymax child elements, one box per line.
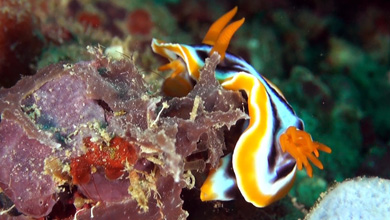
<box><xmin>200</xmin><ymin>154</ymin><xmax>236</xmax><ymax>202</ymax></box>
<box><xmin>279</xmin><ymin>126</ymin><xmax>332</xmax><ymax>177</ymax></box>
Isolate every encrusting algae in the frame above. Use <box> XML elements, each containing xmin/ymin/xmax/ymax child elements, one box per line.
<box><xmin>0</xmin><ymin>46</ymin><xmax>246</xmax><ymax>219</ymax></box>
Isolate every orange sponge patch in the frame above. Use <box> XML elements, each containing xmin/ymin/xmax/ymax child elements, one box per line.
<box><xmin>70</xmin><ymin>136</ymin><xmax>137</xmax><ymax>184</ymax></box>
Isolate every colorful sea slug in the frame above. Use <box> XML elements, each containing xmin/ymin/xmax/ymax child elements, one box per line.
<box><xmin>152</xmin><ymin>7</ymin><xmax>331</xmax><ymax>207</ymax></box>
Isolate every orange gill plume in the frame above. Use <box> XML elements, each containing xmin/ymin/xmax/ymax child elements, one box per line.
<box><xmin>280</xmin><ymin>126</ymin><xmax>332</xmax><ymax>177</ymax></box>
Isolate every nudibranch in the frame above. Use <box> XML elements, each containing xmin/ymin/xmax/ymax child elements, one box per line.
<box><xmin>151</xmin><ymin>7</ymin><xmax>331</xmax><ymax>207</ymax></box>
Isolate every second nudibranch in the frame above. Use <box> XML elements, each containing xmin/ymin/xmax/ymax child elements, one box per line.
<box><xmin>151</xmin><ymin>7</ymin><xmax>331</xmax><ymax>207</ymax></box>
